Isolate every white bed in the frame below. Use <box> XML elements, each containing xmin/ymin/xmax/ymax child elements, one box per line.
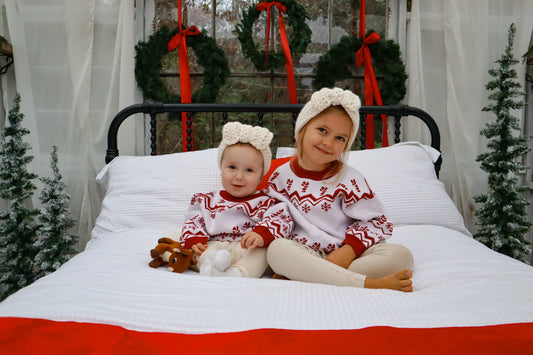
<box><xmin>1</xmin><ymin>123</ymin><xmax>533</xmax><ymax>353</ymax></box>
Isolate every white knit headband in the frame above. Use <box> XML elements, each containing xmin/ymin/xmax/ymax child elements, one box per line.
<box><xmin>217</xmin><ymin>121</ymin><xmax>273</xmax><ymax>175</ymax></box>
<box><xmin>294</xmin><ymin>87</ymin><xmax>361</xmax><ymax>148</ymax></box>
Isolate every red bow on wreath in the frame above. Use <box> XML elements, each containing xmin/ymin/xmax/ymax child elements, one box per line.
<box><xmin>167</xmin><ymin>0</ymin><xmax>200</xmax><ymax>151</ymax></box>
<box><xmin>256</xmin><ymin>1</ymin><xmax>298</xmax><ymax>103</ymax></box>
<box><xmin>356</xmin><ymin>0</ymin><xmax>388</xmax><ymax>148</ymax></box>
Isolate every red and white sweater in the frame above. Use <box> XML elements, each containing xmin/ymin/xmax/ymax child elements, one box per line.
<box><xmin>180</xmin><ymin>190</ymin><xmax>293</xmax><ymax>249</ymax></box>
<box><xmin>267</xmin><ymin>158</ymin><xmax>393</xmax><ymax>256</ymax></box>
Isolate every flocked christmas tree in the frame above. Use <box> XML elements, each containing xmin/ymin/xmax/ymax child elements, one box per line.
<box><xmin>34</xmin><ymin>146</ymin><xmax>78</xmax><ymax>278</ymax></box>
<box><xmin>474</xmin><ymin>23</ymin><xmax>532</xmax><ymax>262</ymax></box>
<box><xmin>0</xmin><ymin>93</ymin><xmax>39</xmax><ymax>300</ymax></box>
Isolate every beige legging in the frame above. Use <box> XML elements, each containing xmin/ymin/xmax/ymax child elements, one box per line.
<box><xmin>266</xmin><ymin>238</ymin><xmax>414</xmax><ymax>288</ymax></box>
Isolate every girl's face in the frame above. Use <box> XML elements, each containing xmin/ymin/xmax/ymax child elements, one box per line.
<box><xmin>298</xmin><ymin>109</ymin><xmax>353</xmax><ymax>171</ymax></box>
<box><xmin>220</xmin><ymin>144</ymin><xmax>264</xmax><ymax>198</ymax></box>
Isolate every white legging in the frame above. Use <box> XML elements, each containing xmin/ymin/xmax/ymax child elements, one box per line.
<box><xmin>266</xmin><ymin>239</ymin><xmax>414</xmax><ymax>288</ymax></box>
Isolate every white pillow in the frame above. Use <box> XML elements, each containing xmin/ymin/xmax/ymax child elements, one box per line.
<box><xmin>92</xmin><ymin>148</ymin><xmax>222</xmax><ymax>240</ymax></box>
<box><xmin>276</xmin><ymin>143</ymin><xmax>468</xmax><ymax>234</ymax></box>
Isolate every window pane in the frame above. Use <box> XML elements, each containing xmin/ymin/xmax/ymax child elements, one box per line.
<box><xmin>152</xmin><ymin>0</ymin><xmax>389</xmax><ymax>153</ymax></box>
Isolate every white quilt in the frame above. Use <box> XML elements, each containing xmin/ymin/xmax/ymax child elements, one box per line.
<box><xmin>1</xmin><ymin>225</ymin><xmax>532</xmax><ymax>334</ymax></box>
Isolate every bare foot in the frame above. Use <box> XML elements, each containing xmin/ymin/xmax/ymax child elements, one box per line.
<box><xmin>364</xmin><ymin>270</ymin><xmax>413</xmax><ymax>292</ymax></box>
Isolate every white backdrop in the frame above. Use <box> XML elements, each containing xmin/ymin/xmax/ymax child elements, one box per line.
<box><xmin>405</xmin><ymin>0</ymin><xmax>533</xmax><ymax>232</ymax></box>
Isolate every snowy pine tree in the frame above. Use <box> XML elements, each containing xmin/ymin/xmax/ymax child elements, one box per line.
<box><xmin>34</xmin><ymin>146</ymin><xmax>78</xmax><ymax>278</ymax></box>
<box><xmin>474</xmin><ymin>23</ymin><xmax>532</xmax><ymax>262</ymax></box>
<box><xmin>0</xmin><ymin>93</ymin><xmax>39</xmax><ymax>300</ymax></box>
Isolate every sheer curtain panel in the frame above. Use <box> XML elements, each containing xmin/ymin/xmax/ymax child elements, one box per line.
<box><xmin>0</xmin><ymin>0</ymin><xmax>141</xmax><ymax>248</ymax></box>
<box><xmin>405</xmin><ymin>0</ymin><xmax>533</xmax><ymax>232</ymax></box>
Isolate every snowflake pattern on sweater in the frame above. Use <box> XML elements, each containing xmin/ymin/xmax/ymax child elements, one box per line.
<box><xmin>267</xmin><ymin>158</ymin><xmax>393</xmax><ymax>255</ymax></box>
<box><xmin>180</xmin><ymin>190</ymin><xmax>293</xmax><ymax>249</ymax></box>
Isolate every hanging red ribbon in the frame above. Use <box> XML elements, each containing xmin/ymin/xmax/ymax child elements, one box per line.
<box><xmin>356</xmin><ymin>0</ymin><xmax>388</xmax><ymax>148</ymax></box>
<box><xmin>167</xmin><ymin>25</ymin><xmax>201</xmax><ymax>107</ymax></box>
<box><xmin>256</xmin><ymin>1</ymin><xmax>298</xmax><ymax>103</ymax></box>
<box><xmin>167</xmin><ymin>0</ymin><xmax>199</xmax><ymax>151</ymax></box>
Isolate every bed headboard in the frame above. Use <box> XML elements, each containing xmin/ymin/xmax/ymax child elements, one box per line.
<box><xmin>105</xmin><ymin>103</ymin><xmax>441</xmax><ymax>175</ymax></box>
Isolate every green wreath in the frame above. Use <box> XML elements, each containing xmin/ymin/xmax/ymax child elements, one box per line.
<box><xmin>313</xmin><ymin>34</ymin><xmax>407</xmax><ymax>105</ymax></box>
<box><xmin>135</xmin><ymin>25</ymin><xmax>230</xmax><ymax>103</ymax></box>
<box><xmin>235</xmin><ymin>0</ymin><xmax>311</xmax><ymax>71</ymax></box>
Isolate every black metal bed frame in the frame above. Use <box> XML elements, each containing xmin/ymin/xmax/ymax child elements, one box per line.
<box><xmin>106</xmin><ymin>103</ymin><xmax>442</xmax><ymax>175</ymax></box>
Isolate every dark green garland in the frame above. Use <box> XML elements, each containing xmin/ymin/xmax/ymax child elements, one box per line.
<box><xmin>313</xmin><ymin>34</ymin><xmax>407</xmax><ymax>105</ymax></box>
<box><xmin>235</xmin><ymin>0</ymin><xmax>311</xmax><ymax>71</ymax></box>
<box><xmin>135</xmin><ymin>25</ymin><xmax>230</xmax><ymax>103</ymax></box>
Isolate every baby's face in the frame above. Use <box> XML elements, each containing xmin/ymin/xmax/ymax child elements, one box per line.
<box><xmin>220</xmin><ymin>144</ymin><xmax>264</xmax><ymax>198</ymax></box>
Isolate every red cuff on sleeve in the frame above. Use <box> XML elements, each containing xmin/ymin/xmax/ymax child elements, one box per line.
<box><xmin>183</xmin><ymin>236</ymin><xmax>208</xmax><ymax>250</ymax></box>
<box><xmin>252</xmin><ymin>226</ymin><xmax>275</xmax><ymax>247</ymax></box>
<box><xmin>342</xmin><ymin>236</ymin><xmax>367</xmax><ymax>257</ymax></box>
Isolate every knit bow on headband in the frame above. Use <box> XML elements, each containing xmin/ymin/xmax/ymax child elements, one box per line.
<box><xmin>312</xmin><ymin>87</ymin><xmax>361</xmax><ymax>113</ymax></box>
<box><xmin>217</xmin><ymin>121</ymin><xmax>274</xmax><ymax>175</ymax></box>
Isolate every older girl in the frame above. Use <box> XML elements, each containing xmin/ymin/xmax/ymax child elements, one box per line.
<box><xmin>266</xmin><ymin>87</ymin><xmax>414</xmax><ymax>292</ymax></box>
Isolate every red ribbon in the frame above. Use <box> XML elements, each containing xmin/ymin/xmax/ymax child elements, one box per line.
<box><xmin>167</xmin><ymin>0</ymin><xmax>200</xmax><ymax>151</ymax></box>
<box><xmin>256</xmin><ymin>1</ymin><xmax>298</xmax><ymax>103</ymax></box>
<box><xmin>356</xmin><ymin>0</ymin><xmax>388</xmax><ymax>148</ymax></box>
<box><xmin>167</xmin><ymin>25</ymin><xmax>201</xmax><ymax>109</ymax></box>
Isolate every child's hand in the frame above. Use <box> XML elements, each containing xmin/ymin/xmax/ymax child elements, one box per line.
<box><xmin>191</xmin><ymin>242</ymin><xmax>208</xmax><ymax>255</ymax></box>
<box><xmin>326</xmin><ymin>244</ymin><xmax>356</xmax><ymax>269</ymax></box>
<box><xmin>240</xmin><ymin>232</ymin><xmax>264</xmax><ymax>249</ymax></box>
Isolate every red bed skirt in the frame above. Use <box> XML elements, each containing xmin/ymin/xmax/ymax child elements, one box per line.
<box><xmin>1</xmin><ymin>317</ymin><xmax>532</xmax><ymax>354</ymax></box>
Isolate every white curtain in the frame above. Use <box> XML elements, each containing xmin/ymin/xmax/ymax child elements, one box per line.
<box><xmin>0</xmin><ymin>0</ymin><xmax>142</xmax><ymax>248</ymax></box>
<box><xmin>405</xmin><ymin>0</ymin><xmax>533</xmax><ymax>232</ymax></box>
